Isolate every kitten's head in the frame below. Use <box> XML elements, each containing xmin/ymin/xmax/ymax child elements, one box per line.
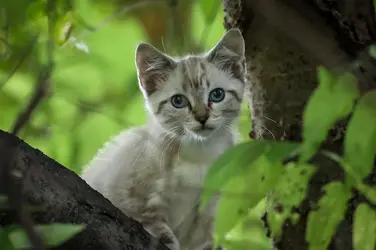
<box><xmin>135</xmin><ymin>29</ymin><xmax>246</xmax><ymax>140</ymax></box>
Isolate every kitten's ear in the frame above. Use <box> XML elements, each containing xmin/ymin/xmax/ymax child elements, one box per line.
<box><xmin>135</xmin><ymin>43</ymin><xmax>176</xmax><ymax>96</ymax></box>
<box><xmin>207</xmin><ymin>29</ymin><xmax>246</xmax><ymax>81</ymax></box>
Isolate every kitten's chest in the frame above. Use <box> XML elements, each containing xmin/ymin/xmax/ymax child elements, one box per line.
<box><xmin>168</xmin><ymin>157</ymin><xmax>208</xmax><ymax>231</ymax></box>
<box><xmin>173</xmin><ymin>157</ymin><xmax>208</xmax><ymax>188</ymax></box>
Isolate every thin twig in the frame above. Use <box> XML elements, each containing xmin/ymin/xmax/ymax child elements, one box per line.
<box><xmin>11</xmin><ymin>69</ymin><xmax>52</xmax><ymax>135</ymax></box>
<box><xmin>0</xmin><ymin>35</ymin><xmax>39</xmax><ymax>88</ymax></box>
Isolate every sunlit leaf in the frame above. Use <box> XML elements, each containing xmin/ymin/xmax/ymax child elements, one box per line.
<box><xmin>219</xmin><ymin>211</ymin><xmax>273</xmax><ymax>250</ymax></box>
<box><xmin>202</xmin><ymin>141</ymin><xmax>299</xmax><ymax>207</ymax></box>
<box><xmin>214</xmin><ymin>174</ymin><xmax>249</xmax><ymax>243</ymax></box>
<box><xmin>267</xmin><ymin>162</ymin><xmax>316</xmax><ymax>238</ymax></box>
<box><xmin>273</xmin><ymin>162</ymin><xmax>316</xmax><ymax>211</ymax></box>
<box><xmin>220</xmin><ymin>238</ymin><xmax>272</xmax><ymax>250</ymax></box>
<box><xmin>9</xmin><ymin>224</ymin><xmax>85</xmax><ymax>249</ymax></box>
<box><xmin>306</xmin><ymin>182</ymin><xmax>352</xmax><ymax>250</ymax></box>
<box><xmin>344</xmin><ymin>90</ymin><xmax>376</xmax><ymax>179</ymax></box>
<box><xmin>301</xmin><ymin>67</ymin><xmax>359</xmax><ymax>162</ymax></box>
<box><xmin>214</xmin><ymin>154</ymin><xmax>283</xmax><ymax>240</ymax></box>
<box><xmin>353</xmin><ymin>203</ymin><xmax>376</xmax><ymax>250</ymax></box>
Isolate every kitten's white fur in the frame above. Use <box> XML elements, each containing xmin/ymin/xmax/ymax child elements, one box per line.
<box><xmin>81</xmin><ymin>29</ymin><xmax>246</xmax><ymax>250</ymax></box>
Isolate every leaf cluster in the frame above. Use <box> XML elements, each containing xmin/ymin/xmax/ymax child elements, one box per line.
<box><xmin>202</xmin><ymin>66</ymin><xmax>376</xmax><ymax>250</ymax></box>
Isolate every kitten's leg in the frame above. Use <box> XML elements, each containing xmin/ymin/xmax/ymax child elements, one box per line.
<box><xmin>138</xmin><ymin>195</ymin><xmax>180</xmax><ymax>250</ymax></box>
<box><xmin>188</xmin><ymin>196</ymin><xmax>221</xmax><ymax>250</ymax></box>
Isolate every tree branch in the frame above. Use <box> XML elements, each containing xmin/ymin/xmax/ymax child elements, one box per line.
<box><xmin>0</xmin><ymin>130</ymin><xmax>170</xmax><ymax>250</ymax></box>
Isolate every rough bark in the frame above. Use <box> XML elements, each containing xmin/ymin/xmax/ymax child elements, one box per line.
<box><xmin>0</xmin><ymin>130</ymin><xmax>169</xmax><ymax>250</ymax></box>
<box><xmin>222</xmin><ymin>0</ymin><xmax>376</xmax><ymax>250</ymax></box>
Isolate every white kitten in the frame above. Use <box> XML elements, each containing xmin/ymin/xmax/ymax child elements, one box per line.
<box><xmin>81</xmin><ymin>29</ymin><xmax>246</xmax><ymax>250</ymax></box>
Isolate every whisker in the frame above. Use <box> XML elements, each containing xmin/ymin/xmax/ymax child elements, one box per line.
<box><xmin>262</xmin><ymin>115</ymin><xmax>277</xmax><ymax>124</ymax></box>
<box><xmin>158</xmin><ymin>136</ymin><xmax>173</xmax><ymax>172</ymax></box>
<box><xmin>251</xmin><ymin>100</ymin><xmax>271</xmax><ymax>106</ymax></box>
<box><xmin>260</xmin><ymin>124</ymin><xmax>276</xmax><ymax>140</ymax></box>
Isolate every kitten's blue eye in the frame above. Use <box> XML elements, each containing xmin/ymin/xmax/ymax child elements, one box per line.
<box><xmin>171</xmin><ymin>94</ymin><xmax>189</xmax><ymax>108</ymax></box>
<box><xmin>209</xmin><ymin>88</ymin><xmax>225</xmax><ymax>103</ymax></box>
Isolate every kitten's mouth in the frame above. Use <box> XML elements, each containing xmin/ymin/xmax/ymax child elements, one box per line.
<box><xmin>193</xmin><ymin>126</ymin><xmax>215</xmax><ymax>135</ymax></box>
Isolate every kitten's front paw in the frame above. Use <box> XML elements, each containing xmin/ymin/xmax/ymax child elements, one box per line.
<box><xmin>160</xmin><ymin>234</ymin><xmax>180</xmax><ymax>250</ymax></box>
<box><xmin>160</xmin><ymin>233</ymin><xmax>180</xmax><ymax>250</ymax></box>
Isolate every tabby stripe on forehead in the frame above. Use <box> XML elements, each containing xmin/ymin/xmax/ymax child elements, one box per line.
<box><xmin>227</xmin><ymin>90</ymin><xmax>242</xmax><ymax>102</ymax></box>
<box><xmin>156</xmin><ymin>99</ymin><xmax>169</xmax><ymax>114</ymax></box>
<box><xmin>205</xmin><ymin>79</ymin><xmax>210</xmax><ymax>88</ymax></box>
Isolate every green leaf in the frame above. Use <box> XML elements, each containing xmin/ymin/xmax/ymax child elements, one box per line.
<box><xmin>9</xmin><ymin>224</ymin><xmax>85</xmax><ymax>249</ymax></box>
<box><xmin>214</xmin><ymin>153</ymin><xmax>283</xmax><ymax>239</ymax></box>
<box><xmin>220</xmin><ymin>238</ymin><xmax>272</xmax><ymax>250</ymax></box>
<box><xmin>267</xmin><ymin>162</ymin><xmax>316</xmax><ymax>238</ymax></box>
<box><xmin>218</xmin><ymin>211</ymin><xmax>273</xmax><ymax>250</ymax></box>
<box><xmin>202</xmin><ymin>141</ymin><xmax>299</xmax><ymax>206</ymax></box>
<box><xmin>205</xmin><ymin>141</ymin><xmax>299</xmax><ymax>240</ymax></box>
<box><xmin>214</xmin><ymin>174</ymin><xmax>250</xmax><ymax>242</ymax></box>
<box><xmin>301</xmin><ymin>67</ymin><xmax>359</xmax><ymax>162</ymax></box>
<box><xmin>198</xmin><ymin>0</ymin><xmax>221</xmax><ymax>24</ymax></box>
<box><xmin>370</xmin><ymin>45</ymin><xmax>376</xmax><ymax>58</ymax></box>
<box><xmin>55</xmin><ymin>11</ymin><xmax>75</xmax><ymax>45</ymax></box>
<box><xmin>344</xmin><ymin>90</ymin><xmax>376</xmax><ymax>179</ymax></box>
<box><xmin>353</xmin><ymin>203</ymin><xmax>376</xmax><ymax>250</ymax></box>
<box><xmin>306</xmin><ymin>182</ymin><xmax>352</xmax><ymax>250</ymax></box>
<box><xmin>356</xmin><ymin>183</ymin><xmax>376</xmax><ymax>205</ymax></box>
<box><xmin>0</xmin><ymin>227</ymin><xmax>16</xmax><ymax>250</ymax></box>
<box><xmin>275</xmin><ymin>163</ymin><xmax>316</xmax><ymax>210</ymax></box>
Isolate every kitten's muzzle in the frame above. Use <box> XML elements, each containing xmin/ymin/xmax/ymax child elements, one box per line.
<box><xmin>192</xmin><ymin>123</ymin><xmax>215</xmax><ymax>133</ymax></box>
<box><xmin>194</xmin><ymin>114</ymin><xmax>209</xmax><ymax>125</ymax></box>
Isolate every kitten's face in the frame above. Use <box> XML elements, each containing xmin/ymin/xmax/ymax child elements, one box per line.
<box><xmin>135</xmin><ymin>29</ymin><xmax>245</xmax><ymax>140</ymax></box>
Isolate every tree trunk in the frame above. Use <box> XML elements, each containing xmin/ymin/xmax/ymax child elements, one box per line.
<box><xmin>0</xmin><ymin>130</ymin><xmax>169</xmax><ymax>250</ymax></box>
<box><xmin>222</xmin><ymin>0</ymin><xmax>376</xmax><ymax>249</ymax></box>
